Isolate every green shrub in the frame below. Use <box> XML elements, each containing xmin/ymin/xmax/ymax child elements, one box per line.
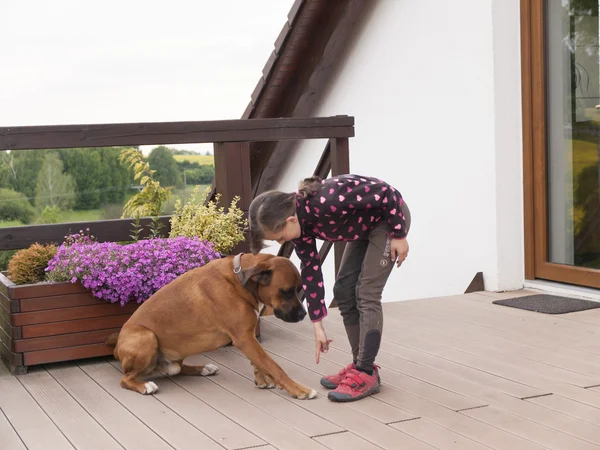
<box><xmin>169</xmin><ymin>185</ymin><xmax>247</xmax><ymax>254</ymax></box>
<box><xmin>0</xmin><ymin>188</ymin><xmax>35</xmax><ymax>224</ymax></box>
<box><xmin>37</xmin><ymin>205</ymin><xmax>64</xmax><ymax>224</ymax></box>
<box><xmin>102</xmin><ymin>203</ymin><xmax>125</xmax><ymax>220</ymax></box>
<box><xmin>7</xmin><ymin>243</ymin><xmax>57</xmax><ymax>285</ymax></box>
<box><xmin>0</xmin><ymin>250</ymin><xmax>17</xmax><ymax>272</ymax></box>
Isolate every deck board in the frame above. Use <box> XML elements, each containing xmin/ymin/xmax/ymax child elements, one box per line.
<box><xmin>78</xmin><ymin>360</ymin><xmax>229</xmax><ymax>450</ymax></box>
<box><xmin>312</xmin><ymin>431</ymin><xmax>383</xmax><ymax>450</ymax></box>
<box><xmin>390</xmin><ymin>417</ymin><xmax>492</xmax><ymax>450</ymax></box>
<box><xmin>255</xmin><ymin>324</ymin><xmax>483</xmax><ymax>411</ymax></box>
<box><xmin>2</xmin><ymin>289</ymin><xmax>600</xmax><ymax>450</ymax></box>
<box><xmin>180</xmin><ymin>353</ymin><xmax>344</xmax><ymax>438</ymax></box>
<box><xmin>105</xmin><ymin>359</ymin><xmax>268</xmax><ymax>449</ymax></box>
<box><xmin>18</xmin><ymin>366</ymin><xmax>122</xmax><ymax>450</ymax></box>
<box><xmin>205</xmin><ymin>347</ymin><xmax>437</xmax><ymax>450</ymax></box>
<box><xmin>462</xmin><ymin>405</ymin><xmax>600</xmax><ymax>450</ymax></box>
<box><xmin>527</xmin><ymin>394</ymin><xmax>600</xmax><ymax>424</ymax></box>
<box><xmin>0</xmin><ymin>407</ymin><xmax>27</xmax><ymax>450</ymax></box>
<box><xmin>169</xmin><ymin>360</ymin><xmax>331</xmax><ymax>450</ymax></box>
<box><xmin>0</xmin><ymin>361</ymin><xmax>75</xmax><ymax>449</ymax></box>
<box><xmin>46</xmin><ymin>363</ymin><xmax>173</xmax><ymax>449</ymax></box>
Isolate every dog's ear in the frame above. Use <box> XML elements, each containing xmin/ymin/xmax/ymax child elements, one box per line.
<box><xmin>241</xmin><ymin>264</ymin><xmax>273</xmax><ymax>287</ymax></box>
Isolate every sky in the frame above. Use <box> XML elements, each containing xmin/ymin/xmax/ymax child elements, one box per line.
<box><xmin>0</xmin><ymin>0</ymin><xmax>293</xmax><ymax>153</ymax></box>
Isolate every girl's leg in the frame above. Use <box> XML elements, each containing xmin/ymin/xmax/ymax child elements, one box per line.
<box><xmin>354</xmin><ymin>223</ymin><xmax>395</xmax><ymax>373</ymax></box>
<box><xmin>320</xmin><ymin>240</ymin><xmax>368</xmax><ymax>390</ymax></box>
<box><xmin>356</xmin><ymin>200</ymin><xmax>411</xmax><ymax>372</ymax></box>
<box><xmin>326</xmin><ymin>223</ymin><xmax>395</xmax><ymax>401</ymax></box>
<box><xmin>332</xmin><ymin>240</ymin><xmax>369</xmax><ymax>361</ymax></box>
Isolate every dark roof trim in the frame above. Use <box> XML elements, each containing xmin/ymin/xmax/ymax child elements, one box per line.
<box><xmin>242</xmin><ymin>0</ymin><xmax>372</xmax><ymax>195</ymax></box>
<box><xmin>241</xmin><ymin>0</ymin><xmax>312</xmax><ymax>119</ymax></box>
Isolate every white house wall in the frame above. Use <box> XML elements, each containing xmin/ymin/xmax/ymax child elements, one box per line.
<box><xmin>262</xmin><ymin>0</ymin><xmax>524</xmax><ymax>304</ymax></box>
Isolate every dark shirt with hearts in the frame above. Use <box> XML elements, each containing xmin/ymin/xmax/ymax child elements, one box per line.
<box><xmin>292</xmin><ymin>174</ymin><xmax>407</xmax><ymax>322</ymax></box>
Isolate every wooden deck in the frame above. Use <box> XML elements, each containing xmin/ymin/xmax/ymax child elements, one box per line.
<box><xmin>2</xmin><ymin>289</ymin><xmax>600</xmax><ymax>450</ymax></box>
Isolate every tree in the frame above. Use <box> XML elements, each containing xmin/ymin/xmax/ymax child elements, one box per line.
<box><xmin>59</xmin><ymin>148</ymin><xmax>103</xmax><ymax>209</ymax></box>
<box><xmin>35</xmin><ymin>153</ymin><xmax>76</xmax><ymax>210</ymax></box>
<box><xmin>98</xmin><ymin>147</ymin><xmax>132</xmax><ymax>205</ymax></box>
<box><xmin>0</xmin><ymin>150</ymin><xmax>46</xmax><ymax>204</ymax></box>
<box><xmin>148</xmin><ymin>146</ymin><xmax>181</xmax><ymax>188</ymax></box>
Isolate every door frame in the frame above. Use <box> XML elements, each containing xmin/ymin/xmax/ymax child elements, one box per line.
<box><xmin>522</xmin><ymin>0</ymin><xmax>600</xmax><ymax>288</ymax></box>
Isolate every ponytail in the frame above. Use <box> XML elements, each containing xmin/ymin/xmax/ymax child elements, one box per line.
<box><xmin>297</xmin><ymin>176</ymin><xmax>322</xmax><ymax>199</ymax></box>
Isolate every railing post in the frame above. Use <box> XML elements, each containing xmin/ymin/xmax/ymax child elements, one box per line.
<box><xmin>213</xmin><ymin>141</ymin><xmax>260</xmax><ymax>339</ymax></box>
<box><xmin>329</xmin><ymin>137</ymin><xmax>350</xmax><ymax>308</ymax></box>
<box><xmin>213</xmin><ymin>141</ymin><xmax>252</xmax><ymax>254</ymax></box>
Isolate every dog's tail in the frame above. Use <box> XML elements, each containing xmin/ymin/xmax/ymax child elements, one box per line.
<box><xmin>105</xmin><ymin>331</ymin><xmax>120</xmax><ymax>347</ymax></box>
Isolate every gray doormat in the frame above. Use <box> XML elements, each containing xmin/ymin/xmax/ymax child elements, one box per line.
<box><xmin>492</xmin><ymin>294</ymin><xmax>600</xmax><ymax>314</ymax></box>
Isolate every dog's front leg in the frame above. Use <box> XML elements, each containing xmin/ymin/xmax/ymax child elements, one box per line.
<box><xmin>234</xmin><ymin>335</ymin><xmax>316</xmax><ymax>400</ymax></box>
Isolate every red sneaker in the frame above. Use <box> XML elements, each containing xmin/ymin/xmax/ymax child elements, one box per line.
<box><xmin>327</xmin><ymin>366</ymin><xmax>381</xmax><ymax>402</ymax></box>
<box><xmin>320</xmin><ymin>362</ymin><xmax>356</xmax><ymax>389</ymax></box>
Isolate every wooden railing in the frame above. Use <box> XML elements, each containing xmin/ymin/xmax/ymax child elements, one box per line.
<box><xmin>0</xmin><ymin>116</ymin><xmax>353</xmax><ymax>255</ymax></box>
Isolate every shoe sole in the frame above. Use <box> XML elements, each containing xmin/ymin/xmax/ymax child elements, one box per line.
<box><xmin>320</xmin><ymin>378</ymin><xmax>339</xmax><ymax>390</ymax></box>
<box><xmin>327</xmin><ymin>385</ymin><xmax>381</xmax><ymax>403</ymax></box>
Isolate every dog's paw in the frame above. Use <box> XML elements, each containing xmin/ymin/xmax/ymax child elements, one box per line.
<box><xmin>201</xmin><ymin>364</ymin><xmax>218</xmax><ymax>376</ymax></box>
<box><xmin>255</xmin><ymin>381</ymin><xmax>276</xmax><ymax>389</ymax></box>
<box><xmin>143</xmin><ymin>381</ymin><xmax>159</xmax><ymax>395</ymax></box>
<box><xmin>254</xmin><ymin>370</ymin><xmax>276</xmax><ymax>389</ymax></box>
<box><xmin>293</xmin><ymin>388</ymin><xmax>318</xmax><ymax>400</ymax></box>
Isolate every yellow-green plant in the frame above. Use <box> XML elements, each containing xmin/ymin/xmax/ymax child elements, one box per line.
<box><xmin>7</xmin><ymin>243</ymin><xmax>57</xmax><ymax>285</ymax></box>
<box><xmin>119</xmin><ymin>148</ymin><xmax>172</xmax><ymax>239</ymax></box>
<box><xmin>169</xmin><ymin>185</ymin><xmax>247</xmax><ymax>254</ymax></box>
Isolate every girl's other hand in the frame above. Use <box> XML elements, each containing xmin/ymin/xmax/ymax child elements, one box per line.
<box><xmin>390</xmin><ymin>238</ymin><xmax>409</xmax><ymax>268</ymax></box>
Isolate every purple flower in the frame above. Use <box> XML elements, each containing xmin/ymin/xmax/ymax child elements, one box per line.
<box><xmin>46</xmin><ymin>236</ymin><xmax>221</xmax><ymax>306</ymax></box>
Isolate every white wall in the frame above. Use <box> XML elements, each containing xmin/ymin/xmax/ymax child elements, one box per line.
<box><xmin>263</xmin><ymin>0</ymin><xmax>525</xmax><ymax>304</ymax></box>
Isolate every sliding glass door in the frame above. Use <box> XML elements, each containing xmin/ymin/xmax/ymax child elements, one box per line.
<box><xmin>523</xmin><ymin>0</ymin><xmax>600</xmax><ymax>287</ymax></box>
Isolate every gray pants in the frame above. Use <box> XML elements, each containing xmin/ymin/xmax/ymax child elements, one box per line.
<box><xmin>332</xmin><ymin>201</ymin><xmax>411</xmax><ymax>371</ymax></box>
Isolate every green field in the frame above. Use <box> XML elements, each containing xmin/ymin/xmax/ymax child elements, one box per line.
<box><xmin>174</xmin><ymin>154</ymin><xmax>214</xmax><ymax>165</ymax></box>
<box><xmin>0</xmin><ymin>184</ymin><xmax>211</xmax><ymax>230</ymax></box>
<box><xmin>61</xmin><ymin>209</ymin><xmax>104</xmax><ymax>223</ymax></box>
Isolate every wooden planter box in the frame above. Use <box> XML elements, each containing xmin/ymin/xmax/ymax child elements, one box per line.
<box><xmin>0</xmin><ymin>272</ymin><xmax>140</xmax><ymax>374</ymax></box>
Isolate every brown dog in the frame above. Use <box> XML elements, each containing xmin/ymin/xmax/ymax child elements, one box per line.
<box><xmin>105</xmin><ymin>252</ymin><xmax>317</xmax><ymax>400</ymax></box>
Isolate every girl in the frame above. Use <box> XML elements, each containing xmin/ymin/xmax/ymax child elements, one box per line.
<box><xmin>248</xmin><ymin>174</ymin><xmax>411</xmax><ymax>402</ymax></box>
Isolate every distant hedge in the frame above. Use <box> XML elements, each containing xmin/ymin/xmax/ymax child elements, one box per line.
<box><xmin>0</xmin><ymin>188</ymin><xmax>35</xmax><ymax>224</ymax></box>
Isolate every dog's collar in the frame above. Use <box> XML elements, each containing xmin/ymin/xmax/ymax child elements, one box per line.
<box><xmin>233</xmin><ymin>253</ymin><xmax>267</xmax><ymax>318</ymax></box>
<box><xmin>233</xmin><ymin>253</ymin><xmax>245</xmax><ymax>284</ymax></box>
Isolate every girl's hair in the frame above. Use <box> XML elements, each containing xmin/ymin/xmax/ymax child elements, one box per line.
<box><xmin>296</xmin><ymin>176</ymin><xmax>322</xmax><ymax>198</ymax></box>
<box><xmin>248</xmin><ymin>176</ymin><xmax>323</xmax><ymax>253</ymax></box>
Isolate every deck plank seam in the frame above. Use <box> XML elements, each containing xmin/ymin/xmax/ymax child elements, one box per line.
<box><xmin>521</xmin><ymin>393</ymin><xmax>554</xmax><ymax>400</ymax></box>
<box><xmin>310</xmin><ymin>429</ymin><xmax>349</xmax><ymax>439</ymax></box>
<box><xmin>455</xmin><ymin>404</ymin><xmax>490</xmax><ymax>412</ymax></box>
<box><xmin>234</xmin><ymin>443</ymin><xmax>278</xmax><ymax>450</ymax></box>
<box><xmin>385</xmin><ymin>417</ymin><xmax>421</xmax><ymax>425</ymax></box>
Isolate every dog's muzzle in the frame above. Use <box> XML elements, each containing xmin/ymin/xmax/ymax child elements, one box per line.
<box><xmin>274</xmin><ymin>305</ymin><xmax>306</xmax><ymax>323</ymax></box>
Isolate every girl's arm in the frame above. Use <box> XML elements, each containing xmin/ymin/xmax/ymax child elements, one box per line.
<box><xmin>382</xmin><ymin>187</ymin><xmax>408</xmax><ymax>240</ymax></box>
<box><xmin>292</xmin><ymin>236</ymin><xmax>328</xmax><ymax>322</ymax></box>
